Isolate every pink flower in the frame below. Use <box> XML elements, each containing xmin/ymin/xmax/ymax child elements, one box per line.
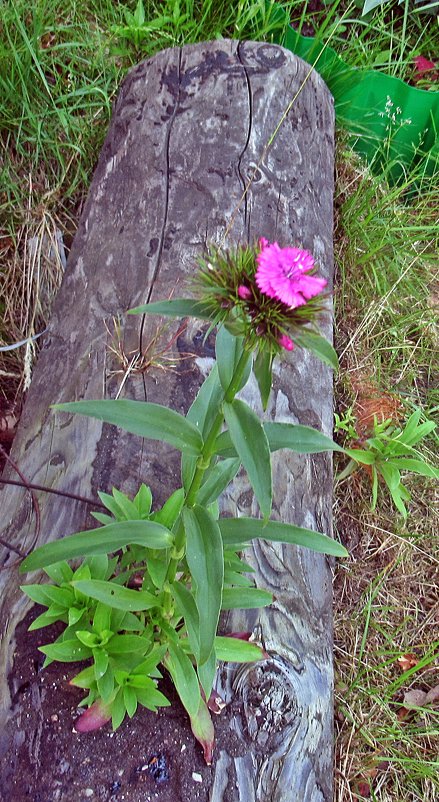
<box><xmin>255</xmin><ymin>240</ymin><xmax>327</xmax><ymax>309</ymax></box>
<box><xmin>278</xmin><ymin>334</ymin><xmax>294</xmax><ymax>351</ymax></box>
<box><xmin>238</xmin><ymin>285</ymin><xmax>252</xmax><ymax>300</ymax></box>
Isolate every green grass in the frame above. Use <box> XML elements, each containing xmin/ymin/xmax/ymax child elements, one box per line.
<box><xmin>1</xmin><ymin>1</ymin><xmax>438</xmax><ymax>800</ymax></box>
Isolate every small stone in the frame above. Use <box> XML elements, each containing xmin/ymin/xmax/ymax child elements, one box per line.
<box><xmin>84</xmin><ymin>790</ymin><xmax>94</xmax><ymax>797</ymax></box>
<box><xmin>180</xmin><ymin>744</ymin><xmax>186</xmax><ymax>752</ymax></box>
<box><xmin>192</xmin><ymin>772</ymin><xmax>202</xmax><ymax>783</ymax></box>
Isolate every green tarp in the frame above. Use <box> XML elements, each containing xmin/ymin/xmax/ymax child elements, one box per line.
<box><xmin>269</xmin><ymin>4</ymin><xmax>439</xmax><ymax>182</ymax></box>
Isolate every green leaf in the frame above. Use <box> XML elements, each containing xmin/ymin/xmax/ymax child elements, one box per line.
<box><xmin>52</xmin><ymin>400</ymin><xmax>203</xmax><ymax>456</ymax></box>
<box><xmin>197</xmin><ymin>649</ymin><xmax>216</xmax><ymax>702</ymax></box>
<box><xmin>223</xmin><ymin>569</ymin><xmax>253</xmax><ymax>588</ymax></box>
<box><xmin>133</xmin><ymin>647</ymin><xmax>166</xmax><ymax>678</ymax></box>
<box><xmin>72</xmin><ymin>580</ymin><xmax>158</xmax><ymax>612</ymax></box>
<box><xmin>189</xmin><ymin>697</ymin><xmax>215</xmax><ymax>765</ymax></box>
<box><xmin>38</xmin><ymin>639</ymin><xmax>93</xmax><ymax>663</ymax></box>
<box><xmin>70</xmin><ymin>665</ymin><xmax>96</xmax><ymax>689</ymax></box>
<box><xmin>97</xmin><ymin>664</ymin><xmax>114</xmax><ymax>703</ymax></box>
<box><xmin>93</xmin><ymin>648</ymin><xmax>109</xmax><ymax>680</ymax></box>
<box><xmin>214</xmin><ymin>636</ymin><xmax>266</xmax><ymax>662</ymax></box>
<box><xmin>134</xmin><ymin>0</ymin><xmax>145</xmax><ymax>26</ymax></box>
<box><xmin>128</xmin><ymin>298</ymin><xmax>212</xmax><ymax>320</ymax></box>
<box><xmin>111</xmin><ymin>688</ymin><xmax>127</xmax><ymax>730</ymax></box>
<box><xmin>345</xmin><ymin>448</ymin><xmax>377</xmax><ymax>465</ymax></box>
<box><xmin>20</xmin><ymin>520</ymin><xmax>173</xmax><ymax>573</ymax></box>
<box><xmin>196</xmin><ymin>458</ymin><xmax>241</xmax><ymax>507</ymax></box>
<box><xmin>123</xmin><ymin>685</ymin><xmax>138</xmax><ymax>718</ymax></box>
<box><xmin>393</xmin><ymin>458</ymin><xmax>439</xmax><ymax>478</ymax></box>
<box><xmin>378</xmin><ymin>462</ymin><xmax>401</xmax><ymax>491</ymax></box>
<box><xmin>28</xmin><ymin>607</ymin><xmax>67</xmax><ymax>631</ymax></box>
<box><xmin>371</xmin><ymin>466</ymin><xmax>379</xmax><ymax>511</ymax></box>
<box><xmin>44</xmin><ymin>561</ymin><xmax>73</xmax><ymax>584</ymax></box>
<box><xmin>146</xmin><ymin>552</ymin><xmax>169</xmax><ymax>591</ymax></box>
<box><xmin>91</xmin><ymin>512</ymin><xmax>114</xmax><ymax>526</ymax></box>
<box><xmin>164</xmin><ymin>641</ymin><xmax>202</xmax><ymax>718</ymax></box>
<box><xmin>68</xmin><ymin>606</ymin><xmax>86</xmax><ymax>627</ymax></box>
<box><xmin>106</xmin><ymin>634</ymin><xmax>150</xmax><ymax>655</ymax></box>
<box><xmin>254</xmin><ymin>350</ymin><xmax>273</xmax><ymax>411</ymax></box>
<box><xmin>219</xmin><ymin>517</ymin><xmax>348</xmax><ymax>557</ymax></box>
<box><xmin>20</xmin><ymin>583</ymin><xmax>73</xmax><ymax>608</ymax></box>
<box><xmin>153</xmin><ymin>488</ymin><xmax>185</xmax><ymax>529</ymax></box>
<box><xmin>93</xmin><ymin>602</ymin><xmax>112</xmax><ymax>634</ymax></box>
<box><xmin>171</xmin><ymin>581</ymin><xmax>200</xmax><ymax>659</ymax></box>
<box><xmin>293</xmin><ymin>329</ymin><xmax>338</xmax><ymax>371</ymax></box>
<box><xmin>135</xmin><ymin>682</ymin><xmax>170</xmax><ymax>711</ymax></box>
<box><xmin>224</xmin><ymin>399</ymin><xmax>272</xmax><ymax>519</ymax></box>
<box><xmin>111</xmin><ymin>488</ymin><xmax>141</xmax><ymax>520</ymax></box>
<box><xmin>182</xmin><ymin>365</ymin><xmax>223</xmax><ymax>491</ymax></box>
<box><xmin>216</xmin><ymin>328</ymin><xmax>251</xmax><ymax>393</ymax></box>
<box><xmin>388</xmin><ymin>482</ymin><xmax>409</xmax><ymax>519</ymax></box>
<box><xmin>134</xmin><ymin>484</ymin><xmax>153</xmax><ymax>517</ymax></box>
<box><xmin>264</xmin><ymin>422</ymin><xmax>344</xmax><ymax>453</ymax></box>
<box><xmin>221</xmin><ymin>587</ymin><xmax>273</xmax><ymax>610</ymax></box>
<box><xmin>75</xmin><ymin>631</ymin><xmax>100</xmax><ymax>648</ymax></box>
<box><xmin>183</xmin><ymin>506</ymin><xmax>224</xmax><ymax>666</ymax></box>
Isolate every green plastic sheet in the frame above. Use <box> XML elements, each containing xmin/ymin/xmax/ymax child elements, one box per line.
<box><xmin>269</xmin><ymin>4</ymin><xmax>439</xmax><ymax>182</ymax></box>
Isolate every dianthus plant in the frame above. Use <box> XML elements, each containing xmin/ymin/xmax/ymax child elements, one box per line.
<box><xmin>20</xmin><ymin>239</ymin><xmax>347</xmax><ymax>764</ymax></box>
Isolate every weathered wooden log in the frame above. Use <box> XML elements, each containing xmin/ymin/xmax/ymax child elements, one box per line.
<box><xmin>0</xmin><ymin>40</ymin><xmax>335</xmax><ymax>801</ymax></box>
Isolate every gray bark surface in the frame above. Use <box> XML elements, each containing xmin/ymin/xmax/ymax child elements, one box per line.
<box><xmin>0</xmin><ymin>40</ymin><xmax>335</xmax><ymax>801</ymax></box>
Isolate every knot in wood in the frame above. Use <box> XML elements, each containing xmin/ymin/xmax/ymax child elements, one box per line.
<box><xmin>235</xmin><ymin>661</ymin><xmax>297</xmax><ymax>750</ymax></box>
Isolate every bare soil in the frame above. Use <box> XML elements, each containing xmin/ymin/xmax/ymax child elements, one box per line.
<box><xmin>0</xmin><ymin>606</ymin><xmax>243</xmax><ymax>802</ymax></box>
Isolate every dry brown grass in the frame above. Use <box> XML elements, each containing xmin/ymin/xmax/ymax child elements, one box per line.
<box><xmin>0</xmin><ymin>203</ymin><xmax>69</xmax><ymax>401</ymax></box>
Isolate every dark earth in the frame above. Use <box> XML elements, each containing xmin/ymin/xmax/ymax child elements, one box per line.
<box><xmin>0</xmin><ymin>606</ymin><xmax>246</xmax><ymax>802</ymax></box>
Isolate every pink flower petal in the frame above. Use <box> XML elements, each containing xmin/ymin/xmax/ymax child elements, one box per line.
<box><xmin>256</xmin><ymin>240</ymin><xmax>326</xmax><ymax>309</ymax></box>
<box><xmin>278</xmin><ymin>334</ymin><xmax>294</xmax><ymax>351</ymax></box>
<box><xmin>238</xmin><ymin>285</ymin><xmax>252</xmax><ymax>300</ymax></box>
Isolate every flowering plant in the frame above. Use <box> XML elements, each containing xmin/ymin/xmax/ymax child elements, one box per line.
<box><xmin>20</xmin><ymin>240</ymin><xmax>346</xmax><ymax>763</ymax></box>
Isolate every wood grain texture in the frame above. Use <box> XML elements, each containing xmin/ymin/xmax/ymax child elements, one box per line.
<box><xmin>0</xmin><ymin>40</ymin><xmax>335</xmax><ymax>800</ymax></box>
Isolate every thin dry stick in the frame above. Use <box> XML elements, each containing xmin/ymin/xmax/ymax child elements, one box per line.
<box><xmin>0</xmin><ymin>444</ymin><xmax>40</xmax><ymax>563</ymax></box>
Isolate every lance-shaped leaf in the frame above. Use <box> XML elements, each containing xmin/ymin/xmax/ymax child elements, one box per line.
<box><xmin>52</xmin><ymin>400</ymin><xmax>203</xmax><ymax>456</ymax></box>
<box><xmin>215</xmin><ymin>327</ymin><xmax>251</xmax><ymax>393</ymax></box>
<box><xmin>293</xmin><ymin>329</ymin><xmax>338</xmax><ymax>371</ymax></box>
<box><xmin>264</xmin><ymin>422</ymin><xmax>344</xmax><ymax>453</ymax></box>
<box><xmin>38</xmin><ymin>639</ymin><xmax>93</xmax><ymax>663</ymax></box>
<box><xmin>254</xmin><ymin>350</ymin><xmax>273</xmax><ymax>411</ymax></box>
<box><xmin>190</xmin><ymin>697</ymin><xmax>215</xmax><ymax>765</ymax></box>
<box><xmin>221</xmin><ymin>587</ymin><xmax>273</xmax><ymax>610</ymax></box>
<box><xmin>183</xmin><ymin>506</ymin><xmax>224</xmax><ymax>666</ymax></box>
<box><xmin>224</xmin><ymin>399</ymin><xmax>272</xmax><ymax>520</ymax></box>
<box><xmin>127</xmin><ymin>298</ymin><xmax>213</xmax><ymax>319</ymax></box>
<box><xmin>215</xmin><ymin>422</ymin><xmax>343</xmax><ymax>458</ymax></box>
<box><xmin>196</xmin><ymin>457</ymin><xmax>241</xmax><ymax>507</ymax></box>
<box><xmin>164</xmin><ymin>641</ymin><xmax>202</xmax><ymax>719</ymax></box>
<box><xmin>182</xmin><ymin>364</ymin><xmax>223</xmax><ymax>490</ymax></box>
<box><xmin>219</xmin><ymin>517</ymin><xmax>348</xmax><ymax>557</ymax></box>
<box><xmin>197</xmin><ymin>649</ymin><xmax>217</xmax><ymax>703</ymax></box>
<box><xmin>171</xmin><ymin>581</ymin><xmax>200</xmax><ymax>660</ymax></box>
<box><xmin>20</xmin><ymin>520</ymin><xmax>173</xmax><ymax>573</ymax></box>
<box><xmin>72</xmin><ymin>580</ymin><xmax>158</xmax><ymax>611</ymax></box>
<box><xmin>390</xmin><ymin>458</ymin><xmax>438</xmax><ymax>478</ymax></box>
<box><xmin>214</xmin><ymin>636</ymin><xmax>266</xmax><ymax>663</ymax></box>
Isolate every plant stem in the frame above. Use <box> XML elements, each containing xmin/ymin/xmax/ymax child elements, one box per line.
<box><xmin>164</xmin><ymin>347</ymin><xmax>250</xmax><ymax>591</ymax></box>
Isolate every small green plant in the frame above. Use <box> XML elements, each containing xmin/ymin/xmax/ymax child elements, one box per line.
<box><xmin>20</xmin><ymin>240</ymin><xmax>347</xmax><ymax>763</ymax></box>
<box><xmin>110</xmin><ymin>0</ymin><xmax>192</xmax><ymax>54</ymax></box>
<box><xmin>337</xmin><ymin>409</ymin><xmax>438</xmax><ymax>518</ymax></box>
<box><xmin>334</xmin><ymin>404</ymin><xmax>358</xmax><ymax>440</ymax></box>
